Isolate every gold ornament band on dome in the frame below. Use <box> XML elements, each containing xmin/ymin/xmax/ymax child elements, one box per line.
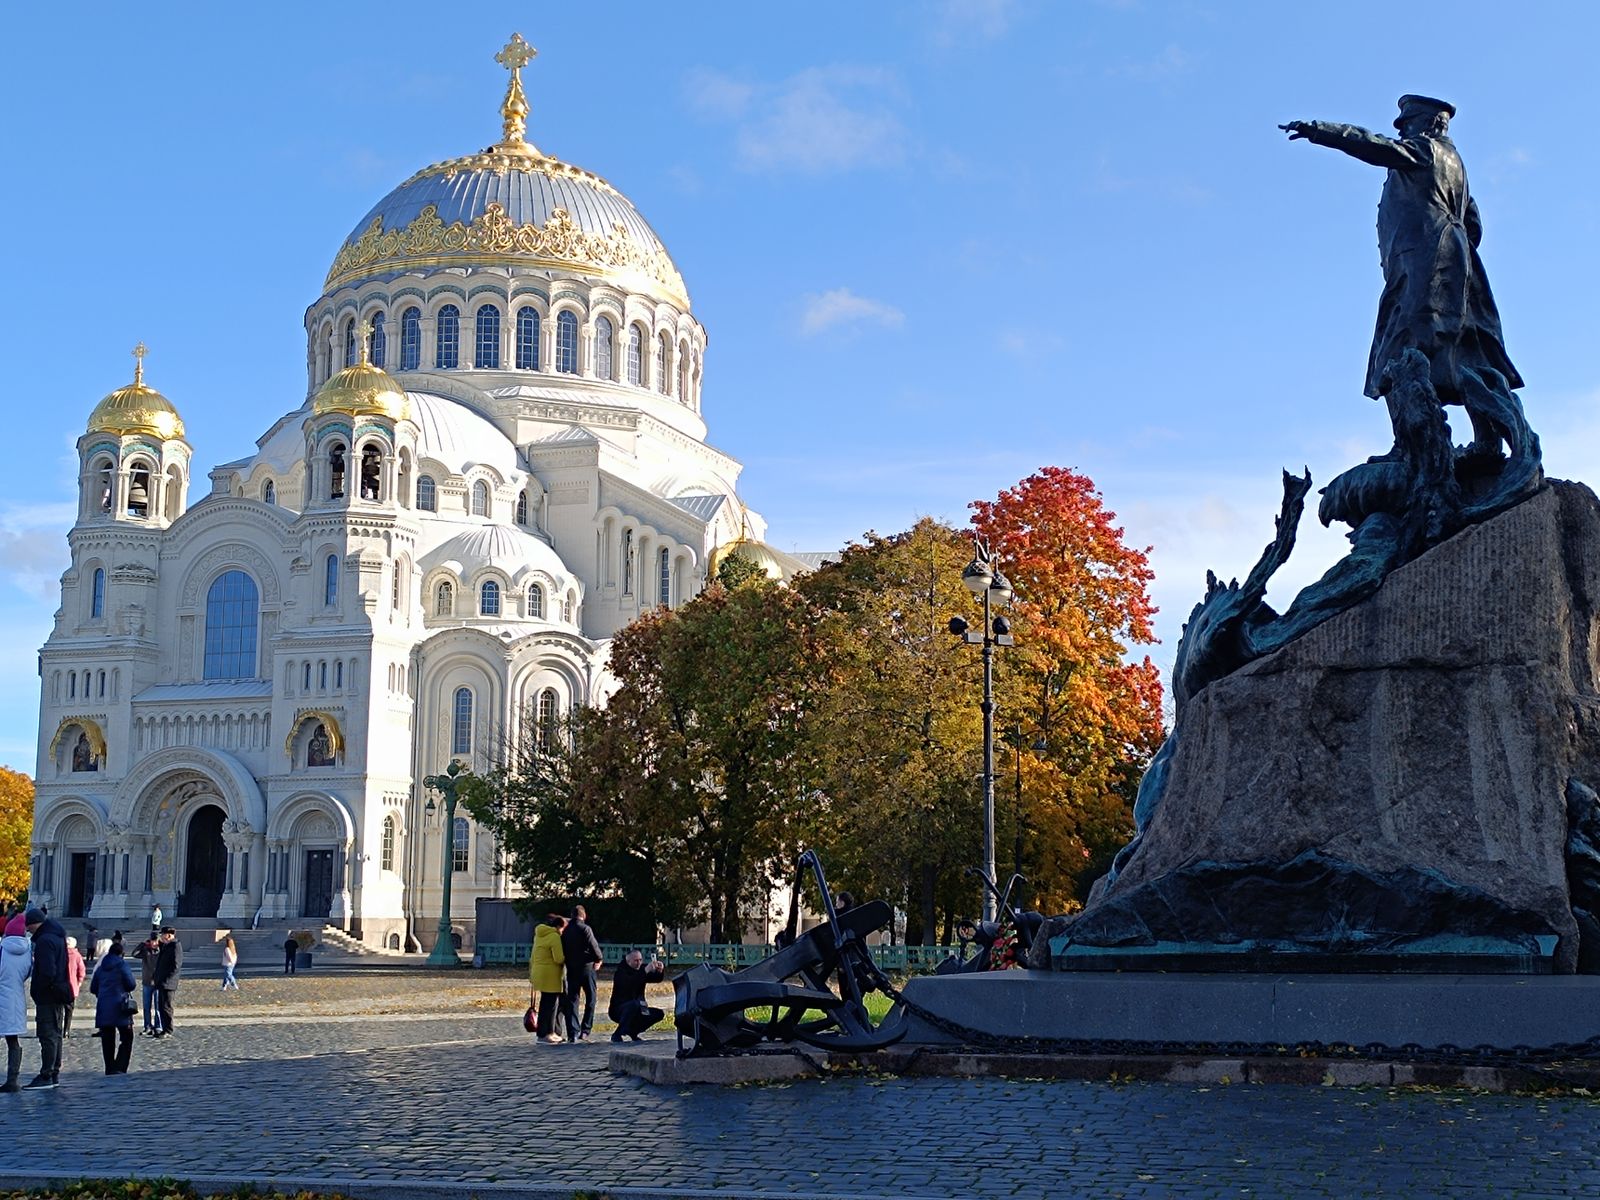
<box><xmin>48</xmin><ymin>716</ymin><xmax>107</xmax><ymax>761</ymax></box>
<box><xmin>324</xmin><ymin>202</ymin><xmax>689</xmax><ymax>307</ymax></box>
<box><xmin>283</xmin><ymin>709</ymin><xmax>344</xmax><ymax>762</ymax></box>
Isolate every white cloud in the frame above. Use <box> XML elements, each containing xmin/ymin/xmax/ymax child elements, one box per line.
<box><xmin>800</xmin><ymin>288</ymin><xmax>906</xmax><ymax>337</ymax></box>
<box><xmin>0</xmin><ymin>502</ymin><xmax>73</xmax><ymax>602</ymax></box>
<box><xmin>687</xmin><ymin>65</ymin><xmax>909</xmax><ymax>175</ymax></box>
<box><xmin>1107</xmin><ymin>44</ymin><xmax>1196</xmax><ymax>82</ymax></box>
<box><xmin>930</xmin><ymin>0</ymin><xmax>1018</xmax><ymax>46</ymax></box>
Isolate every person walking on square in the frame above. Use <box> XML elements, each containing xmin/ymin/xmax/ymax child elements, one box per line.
<box><xmin>63</xmin><ymin>936</ymin><xmax>87</xmax><ymax>1038</ymax></box>
<box><xmin>25</xmin><ymin>908</ymin><xmax>71</xmax><ymax>1089</ymax></box>
<box><xmin>0</xmin><ymin>914</ymin><xmax>31</xmax><ymax>1092</ymax></box>
<box><xmin>150</xmin><ymin>926</ymin><xmax>181</xmax><ymax>1038</ymax></box>
<box><xmin>608</xmin><ymin>948</ymin><xmax>666</xmax><ymax>1042</ymax></box>
<box><xmin>88</xmin><ymin>936</ymin><xmax>135</xmax><ymax>1075</ymax></box>
<box><xmin>220</xmin><ymin>935</ymin><xmax>239</xmax><ymax>991</ymax></box>
<box><xmin>283</xmin><ymin>935</ymin><xmax>298</xmax><ymax>975</ymax></box>
<box><xmin>528</xmin><ymin>914</ymin><xmax>567</xmax><ymax>1043</ymax></box>
<box><xmin>132</xmin><ymin>935</ymin><xmax>161</xmax><ymax>1035</ymax></box>
<box><xmin>560</xmin><ymin>904</ymin><xmax>603</xmax><ymax>1042</ymax></box>
<box><xmin>149</xmin><ymin>904</ymin><xmax>162</xmax><ymax>940</ymax></box>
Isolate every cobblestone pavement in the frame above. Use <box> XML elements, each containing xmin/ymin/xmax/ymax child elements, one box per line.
<box><xmin>2</xmin><ymin>978</ymin><xmax>1598</xmax><ymax>1198</ymax></box>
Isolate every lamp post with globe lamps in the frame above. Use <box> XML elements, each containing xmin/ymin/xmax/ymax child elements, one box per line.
<box><xmin>423</xmin><ymin>759</ymin><xmax>469</xmax><ymax>967</ymax></box>
<box><xmin>947</xmin><ymin>539</ymin><xmax>1015</xmax><ymax>923</ymax></box>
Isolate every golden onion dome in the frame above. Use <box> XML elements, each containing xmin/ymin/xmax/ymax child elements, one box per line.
<box><xmin>710</xmin><ymin>537</ymin><xmax>787</xmax><ymax>582</ymax></box>
<box><xmin>313</xmin><ymin>337</ymin><xmax>410</xmax><ymax>422</ymax></box>
<box><xmin>87</xmin><ymin>344</ymin><xmax>185</xmax><ymax>440</ymax></box>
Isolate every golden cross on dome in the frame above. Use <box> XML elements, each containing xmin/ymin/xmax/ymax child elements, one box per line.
<box><xmin>360</xmin><ymin>318</ymin><xmax>376</xmax><ymax>366</ymax></box>
<box><xmin>132</xmin><ymin>342</ymin><xmax>148</xmax><ymax>385</ymax></box>
<box><xmin>494</xmin><ymin>32</ymin><xmax>536</xmax><ymax>148</ymax></box>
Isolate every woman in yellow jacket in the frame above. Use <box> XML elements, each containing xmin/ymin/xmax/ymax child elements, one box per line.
<box><xmin>528</xmin><ymin>914</ymin><xmax>567</xmax><ymax>1043</ymax></box>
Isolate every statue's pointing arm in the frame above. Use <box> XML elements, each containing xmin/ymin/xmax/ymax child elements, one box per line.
<box><xmin>1280</xmin><ymin>120</ymin><xmax>1422</xmax><ymax>170</ymax></box>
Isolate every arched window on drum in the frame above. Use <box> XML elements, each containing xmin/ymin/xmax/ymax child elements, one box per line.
<box><xmin>434</xmin><ymin>580</ymin><xmax>454</xmax><ymax>617</ymax></box>
<box><xmin>479</xmin><ymin>579</ymin><xmax>500</xmax><ymax>616</ymax></box>
<box><xmin>526</xmin><ymin>583</ymin><xmax>544</xmax><ymax>619</ymax></box>
<box><xmin>369</xmin><ymin>312</ymin><xmax>387</xmax><ymax>367</ymax></box>
<box><xmin>417</xmin><ymin>475</ymin><xmax>437</xmax><ymax>512</ymax></box>
<box><xmin>516</xmin><ymin>307</ymin><xmax>540</xmax><ymax>370</ymax></box>
<box><xmin>594</xmin><ymin>315</ymin><xmax>615</xmax><ymax>380</ymax></box>
<box><xmin>343</xmin><ymin>317</ymin><xmax>357</xmax><ymax>367</ymax></box>
<box><xmin>435</xmin><ymin>305</ymin><xmax>460</xmax><ymax>369</ymax></box>
<box><xmin>627</xmin><ymin>324</ymin><xmax>644</xmax><ymax>385</ymax></box>
<box><xmin>555</xmin><ymin>311</ymin><xmax>579</xmax><ymax>374</ymax></box>
<box><xmin>475</xmin><ymin>304</ymin><xmax>501</xmax><ymax>369</ymax></box>
<box><xmin>400</xmin><ymin>307</ymin><xmax>422</xmax><ymax>371</ymax></box>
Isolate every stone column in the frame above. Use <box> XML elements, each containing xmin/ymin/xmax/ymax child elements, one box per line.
<box><xmin>420</xmin><ymin>316</ymin><xmax>437</xmax><ymax>371</ymax></box>
<box><xmin>329</xmin><ymin>840</ymin><xmax>354</xmax><ymax>928</ymax></box>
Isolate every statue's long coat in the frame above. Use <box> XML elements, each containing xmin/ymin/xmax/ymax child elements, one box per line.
<box><xmin>1301</xmin><ymin>122</ymin><xmax>1522</xmax><ymax>399</ymax></box>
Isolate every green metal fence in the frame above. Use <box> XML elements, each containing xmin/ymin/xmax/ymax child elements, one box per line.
<box><xmin>476</xmin><ymin>941</ymin><xmax>956</xmax><ymax>972</ymax></box>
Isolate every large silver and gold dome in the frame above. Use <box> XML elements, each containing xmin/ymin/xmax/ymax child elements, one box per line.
<box><xmin>323</xmin><ymin>34</ymin><xmax>687</xmax><ymax>308</ymax></box>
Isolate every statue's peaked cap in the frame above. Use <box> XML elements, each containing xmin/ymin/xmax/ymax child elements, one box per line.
<box><xmin>1394</xmin><ymin>94</ymin><xmax>1456</xmax><ymax>129</ymax></box>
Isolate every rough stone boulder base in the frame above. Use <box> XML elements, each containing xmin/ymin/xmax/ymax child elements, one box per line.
<box><xmin>1051</xmin><ymin>482</ymin><xmax>1600</xmax><ymax>973</ymax></box>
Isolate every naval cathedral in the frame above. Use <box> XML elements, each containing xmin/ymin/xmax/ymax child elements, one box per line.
<box><xmin>30</xmin><ymin>35</ymin><xmax>807</xmax><ymax>951</ymax></box>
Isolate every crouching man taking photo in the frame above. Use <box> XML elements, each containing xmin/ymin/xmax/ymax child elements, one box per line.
<box><xmin>607</xmin><ymin>949</ymin><xmax>665</xmax><ymax>1043</ymax></box>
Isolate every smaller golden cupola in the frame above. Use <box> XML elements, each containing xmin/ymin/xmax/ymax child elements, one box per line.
<box><xmin>87</xmin><ymin>343</ymin><xmax>185</xmax><ymax>440</ymax></box>
<box><xmin>313</xmin><ymin>325</ymin><xmax>410</xmax><ymax>422</ymax></box>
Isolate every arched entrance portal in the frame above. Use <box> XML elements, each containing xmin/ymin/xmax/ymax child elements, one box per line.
<box><xmin>179</xmin><ymin>804</ymin><xmax>227</xmax><ymax>917</ymax></box>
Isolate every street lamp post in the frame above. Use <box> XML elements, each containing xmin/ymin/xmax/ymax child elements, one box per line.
<box><xmin>948</xmin><ymin>539</ymin><xmax>1014</xmax><ymax>922</ymax></box>
<box><xmin>423</xmin><ymin>759</ymin><xmax>469</xmax><ymax>967</ymax></box>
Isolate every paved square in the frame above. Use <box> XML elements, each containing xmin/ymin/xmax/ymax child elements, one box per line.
<box><xmin>0</xmin><ymin>972</ymin><xmax>1596</xmax><ymax>1198</ymax></box>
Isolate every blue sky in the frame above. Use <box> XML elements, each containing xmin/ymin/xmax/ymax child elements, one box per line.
<box><xmin>3</xmin><ymin>2</ymin><xmax>1599</xmax><ymax>768</ymax></box>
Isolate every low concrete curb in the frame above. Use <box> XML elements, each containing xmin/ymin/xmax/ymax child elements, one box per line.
<box><xmin>610</xmin><ymin>1042</ymin><xmax>1600</xmax><ymax>1093</ymax></box>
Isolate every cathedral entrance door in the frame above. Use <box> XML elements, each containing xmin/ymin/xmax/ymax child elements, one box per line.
<box><xmin>66</xmin><ymin>853</ymin><xmax>95</xmax><ymax>918</ymax></box>
<box><xmin>179</xmin><ymin>804</ymin><xmax>227</xmax><ymax>918</ymax></box>
<box><xmin>302</xmin><ymin>850</ymin><xmax>334</xmax><ymax>919</ymax></box>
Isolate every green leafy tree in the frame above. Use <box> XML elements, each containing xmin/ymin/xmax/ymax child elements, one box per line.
<box><xmin>799</xmin><ymin>519</ymin><xmax>986</xmax><ymax>942</ymax></box>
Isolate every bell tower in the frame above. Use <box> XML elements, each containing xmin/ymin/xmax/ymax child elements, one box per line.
<box><xmin>77</xmin><ymin>344</ymin><xmax>190</xmax><ymax>529</ymax></box>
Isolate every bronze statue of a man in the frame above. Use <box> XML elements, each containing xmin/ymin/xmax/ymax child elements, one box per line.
<box><xmin>1281</xmin><ymin>96</ymin><xmax>1522</xmax><ymax>431</ymax></box>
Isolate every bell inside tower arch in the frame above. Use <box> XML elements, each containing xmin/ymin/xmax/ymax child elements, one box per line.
<box><xmin>127</xmin><ymin>464</ymin><xmax>151</xmax><ymax>518</ymax></box>
<box><xmin>360</xmin><ymin>444</ymin><xmax>382</xmax><ymax>501</ymax></box>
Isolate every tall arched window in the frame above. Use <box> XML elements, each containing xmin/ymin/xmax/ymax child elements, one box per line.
<box><xmin>320</xmin><ymin>328</ymin><xmax>333</xmax><ymax>382</ymax></box>
<box><xmin>563</xmin><ymin>593</ymin><xmax>575</xmax><ymax>623</ymax></box>
<box><xmin>435</xmin><ymin>581</ymin><xmax>454</xmax><ymax>616</ymax></box>
<box><xmin>594</xmin><ymin>315</ymin><xmax>615</xmax><ymax>380</ymax></box>
<box><xmin>417</xmin><ymin>475</ymin><xmax>437</xmax><ymax>512</ymax></box>
<box><xmin>435</xmin><ymin>305</ymin><xmax>460</xmax><ymax>369</ymax></box>
<box><xmin>359</xmin><ymin>443</ymin><xmax>381</xmax><ymax>501</ymax></box>
<box><xmin>515</xmin><ymin>490</ymin><xmax>527</xmax><ymax>525</ymax></box>
<box><xmin>555</xmin><ymin>311</ymin><xmax>579</xmax><ymax>374</ymax></box>
<box><xmin>400</xmin><ymin>307</ymin><xmax>422</xmax><ymax>370</ymax></box>
<box><xmin>324</xmin><ymin>554</ymin><xmax>339</xmax><ymax>607</ymax></box>
<box><xmin>515</xmin><ymin>307</ymin><xmax>540</xmax><ymax>369</ymax></box>
<box><xmin>656</xmin><ymin>333</ymin><xmax>669</xmax><ymax>394</ymax></box>
<box><xmin>679</xmin><ymin>340</ymin><xmax>691</xmax><ymax>398</ymax></box>
<box><xmin>526</xmin><ymin>583</ymin><xmax>543</xmax><ymax>618</ymax></box>
<box><xmin>627</xmin><ymin>324</ymin><xmax>643</xmax><ymax>385</ymax></box>
<box><xmin>475</xmin><ymin>304</ymin><xmax>501</xmax><ymax>369</ymax></box>
<box><xmin>622</xmin><ymin>529</ymin><xmax>634</xmax><ymax>594</ymax></box>
<box><xmin>335</xmin><ymin>660</ymin><xmax>344</xmax><ymax>689</ymax></box>
<box><xmin>537</xmin><ymin>688</ymin><xmax>558</xmax><ymax>752</ymax></box>
<box><xmin>203</xmin><ymin>570</ymin><xmax>260</xmax><ymax>680</ymax></box>
<box><xmin>452</xmin><ymin>816</ymin><xmax>470</xmax><ymax>872</ymax></box>
<box><xmin>94</xmin><ymin>458</ymin><xmax>113</xmax><ymax>513</ymax></box>
<box><xmin>659</xmin><ymin>546</ymin><xmax>671</xmax><ymax>606</ymax></box>
<box><xmin>479</xmin><ymin>579</ymin><xmax>500</xmax><ymax>616</ymax></box>
<box><xmin>452</xmin><ymin>686</ymin><xmax>473</xmax><ymax>754</ymax></box>
<box><xmin>471</xmin><ymin>481</ymin><xmax>489</xmax><ymax>516</ymax></box>
<box><xmin>343</xmin><ymin>318</ymin><xmax>357</xmax><ymax>368</ymax></box>
<box><xmin>369</xmin><ymin>312</ymin><xmax>387</xmax><ymax>367</ymax></box>
<box><xmin>91</xmin><ymin>568</ymin><xmax>105</xmax><ymax>619</ymax></box>
<box><xmin>329</xmin><ymin>444</ymin><xmax>346</xmax><ymax>500</ymax></box>
<box><xmin>127</xmin><ymin>463</ymin><xmax>152</xmax><ymax>517</ymax></box>
<box><xmin>263</xmin><ymin>480</ymin><xmax>275</xmax><ymax>505</ymax></box>
<box><xmin>380</xmin><ymin>815</ymin><xmax>396</xmax><ymax>871</ymax></box>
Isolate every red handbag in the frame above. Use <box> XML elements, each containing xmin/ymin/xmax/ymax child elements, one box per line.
<box><xmin>523</xmin><ymin>1005</ymin><xmax>537</xmax><ymax>1033</ymax></box>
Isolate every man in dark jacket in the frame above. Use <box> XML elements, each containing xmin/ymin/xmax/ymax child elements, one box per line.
<box><xmin>132</xmin><ymin>936</ymin><xmax>162</xmax><ymax>1035</ymax></box>
<box><xmin>608</xmin><ymin>948</ymin><xmax>665</xmax><ymax>1043</ymax></box>
<box><xmin>559</xmin><ymin>905</ymin><xmax>603</xmax><ymax>1042</ymax></box>
<box><xmin>25</xmin><ymin>908</ymin><xmax>72</xmax><ymax>1088</ymax></box>
<box><xmin>151</xmin><ymin>927</ymin><xmax>182</xmax><ymax>1038</ymax></box>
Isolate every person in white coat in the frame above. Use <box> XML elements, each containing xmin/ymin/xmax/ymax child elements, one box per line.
<box><xmin>0</xmin><ymin>913</ymin><xmax>32</xmax><ymax>1092</ymax></box>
